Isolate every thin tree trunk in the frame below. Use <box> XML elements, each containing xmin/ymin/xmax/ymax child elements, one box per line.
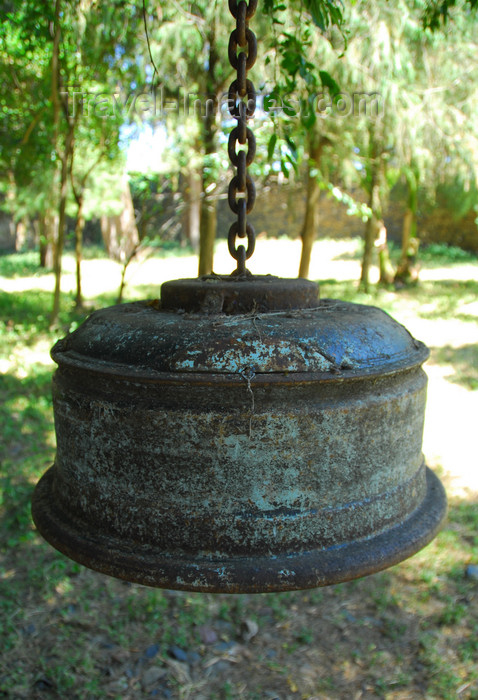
<box><xmin>298</xmin><ymin>133</ymin><xmax>330</xmax><ymax>279</ymax></box>
<box><xmin>198</xmin><ymin>195</ymin><xmax>216</xmax><ymax>276</ymax></box>
<box><xmin>74</xmin><ymin>197</ymin><xmax>85</xmax><ymax>308</ymax></box>
<box><xmin>39</xmin><ymin>212</ymin><xmax>56</xmax><ymax>268</ymax></box>
<box><xmin>50</xmin><ymin>121</ymin><xmax>75</xmax><ymax>326</ymax></box>
<box><xmin>49</xmin><ymin>0</ymin><xmax>67</xmax><ymax>326</ymax></box>
<box><xmin>117</xmin><ymin>265</ymin><xmax>128</xmax><ymax>304</ymax></box>
<box><xmin>198</xmin><ymin>19</ymin><xmax>219</xmax><ymax>276</ymax></box>
<box><xmin>187</xmin><ymin>170</ymin><xmax>201</xmax><ymax>252</ymax></box>
<box><xmin>360</xmin><ymin>135</ymin><xmax>384</xmax><ymax>291</ymax></box>
<box><xmin>377</xmin><ymin>223</ymin><xmax>395</xmax><ymax>285</ymax></box>
<box><xmin>6</xmin><ymin>171</ymin><xmax>18</xmax><ymax>250</ymax></box>
<box><xmin>395</xmin><ymin>168</ymin><xmax>419</xmax><ymax>284</ymax></box>
<box><xmin>401</xmin><ymin>209</ymin><xmax>413</xmax><ymax>262</ymax></box>
<box><xmin>198</xmin><ymin>112</ymin><xmax>218</xmax><ymax>276</ymax></box>
<box><xmin>15</xmin><ymin>220</ymin><xmax>27</xmax><ymax>251</ymax></box>
<box><xmin>361</xmin><ymin>213</ymin><xmax>379</xmax><ymax>291</ymax></box>
<box><xmin>116</xmin><ymin>243</ymin><xmax>140</xmax><ymax>304</ymax></box>
<box><xmin>298</xmin><ymin>178</ymin><xmax>320</xmax><ymax>279</ymax></box>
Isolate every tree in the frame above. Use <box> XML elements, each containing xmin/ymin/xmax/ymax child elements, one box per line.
<box><xmin>422</xmin><ymin>0</ymin><xmax>477</xmax><ymax>28</ymax></box>
<box><xmin>252</xmin><ymin>2</ymin><xmax>342</xmax><ymax>278</ymax></box>
<box><xmin>140</xmin><ymin>1</ymin><xmax>233</xmax><ymax>275</ymax></box>
<box><xmin>138</xmin><ymin>0</ymin><xmax>348</xmax><ymax>275</ymax></box>
<box><xmin>69</xmin><ymin>144</ymin><xmax>107</xmax><ymax>309</ymax></box>
<box><xmin>1</xmin><ymin>0</ymin><xmax>144</xmax><ymax>323</ymax></box>
<box><xmin>395</xmin><ymin>163</ymin><xmax>420</xmax><ymax>283</ymax></box>
<box><xmin>345</xmin><ymin>0</ymin><xmax>478</xmax><ymax>287</ymax></box>
<box><xmin>0</xmin><ymin>2</ymin><xmax>57</xmax><ymax>266</ymax></box>
<box><xmin>263</xmin><ymin>0</ymin><xmax>477</xmax><ymax>286</ymax></box>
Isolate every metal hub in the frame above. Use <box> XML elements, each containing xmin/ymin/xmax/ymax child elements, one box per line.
<box><xmin>161</xmin><ymin>276</ymin><xmax>319</xmax><ymax>314</ymax></box>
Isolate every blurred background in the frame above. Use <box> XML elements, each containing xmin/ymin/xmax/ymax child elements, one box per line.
<box><xmin>1</xmin><ymin>1</ymin><xmax>477</xmax><ymax>698</ymax></box>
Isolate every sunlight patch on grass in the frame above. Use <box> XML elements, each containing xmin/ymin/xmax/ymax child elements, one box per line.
<box><xmin>1</xmin><ymin>242</ymin><xmax>478</xmax><ymax>699</ymax></box>
<box><xmin>2</xmin><ymin>340</ymin><xmax>54</xmax><ymax>378</ymax></box>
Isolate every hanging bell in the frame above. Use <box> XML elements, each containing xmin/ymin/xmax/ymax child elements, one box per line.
<box><xmin>33</xmin><ymin>0</ymin><xmax>446</xmax><ymax>592</ymax></box>
<box><xmin>32</xmin><ymin>275</ymin><xmax>446</xmax><ymax>592</ymax></box>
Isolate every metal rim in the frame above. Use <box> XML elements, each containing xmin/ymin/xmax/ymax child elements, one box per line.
<box><xmin>32</xmin><ymin>467</ymin><xmax>447</xmax><ymax>594</ymax></box>
<box><xmin>50</xmin><ymin>347</ymin><xmax>430</xmax><ymax>383</ymax></box>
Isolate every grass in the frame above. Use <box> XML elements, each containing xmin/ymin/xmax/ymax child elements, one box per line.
<box><xmin>0</xmin><ymin>242</ymin><xmax>477</xmax><ymax>699</ymax></box>
<box><xmin>419</xmin><ymin>242</ymin><xmax>478</xmax><ymax>265</ymax></box>
<box><xmin>0</xmin><ymin>250</ymin><xmax>49</xmax><ymax>278</ymax></box>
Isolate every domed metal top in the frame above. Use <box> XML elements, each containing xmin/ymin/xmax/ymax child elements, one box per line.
<box><xmin>52</xmin><ymin>277</ymin><xmax>429</xmax><ymax>377</ymax></box>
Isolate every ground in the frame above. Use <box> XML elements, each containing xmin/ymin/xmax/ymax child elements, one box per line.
<box><xmin>1</xmin><ymin>238</ymin><xmax>477</xmax><ymax>699</ymax></box>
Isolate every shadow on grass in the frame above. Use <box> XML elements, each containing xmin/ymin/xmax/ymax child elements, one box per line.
<box><xmin>413</xmin><ymin>280</ymin><xmax>478</xmax><ymax>321</ymax></box>
<box><xmin>419</xmin><ymin>244</ymin><xmax>478</xmax><ymax>267</ymax></box>
<box><xmin>0</xmin><ymin>287</ymin><xmax>121</xmax><ymax>342</ymax></box>
<box><xmin>430</xmin><ymin>344</ymin><xmax>478</xmax><ymax>390</ymax></box>
<box><xmin>0</xmin><ymin>490</ymin><xmax>476</xmax><ymax>698</ymax></box>
<box><xmin>0</xmin><ymin>288</ymin><xmax>84</xmax><ymax>340</ymax></box>
<box><xmin>0</xmin><ymin>370</ymin><xmax>55</xmax><ymax>548</ymax></box>
<box><xmin>0</xmin><ymin>251</ymin><xmax>49</xmax><ymax>278</ymax></box>
<box><xmin>319</xmin><ymin>278</ymin><xmax>478</xmax><ymax>317</ymax></box>
<box><xmin>0</xmin><ymin>289</ymin><xmax>55</xmax><ymax>326</ymax></box>
<box><xmin>331</xmin><ymin>249</ymin><xmax>363</xmax><ymax>262</ymax></box>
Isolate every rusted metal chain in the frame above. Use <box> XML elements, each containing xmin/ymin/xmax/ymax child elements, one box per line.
<box><xmin>227</xmin><ymin>0</ymin><xmax>258</xmax><ymax>275</ymax></box>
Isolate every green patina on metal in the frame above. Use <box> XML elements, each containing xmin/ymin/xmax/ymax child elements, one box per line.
<box><xmin>32</xmin><ymin>276</ymin><xmax>446</xmax><ymax>593</ymax></box>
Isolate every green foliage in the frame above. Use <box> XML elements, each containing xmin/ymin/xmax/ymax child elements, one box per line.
<box><xmin>264</xmin><ymin>0</ymin><xmax>344</xmax><ymax>34</ymax></box>
<box><xmin>303</xmin><ymin>0</ymin><xmax>344</xmax><ymax>30</ymax></box>
<box><xmin>129</xmin><ymin>171</ymin><xmax>181</xmax><ymax>240</ymax></box>
<box><xmin>435</xmin><ymin>178</ymin><xmax>478</xmax><ymax>220</ymax></box>
<box><xmin>0</xmin><ymin>0</ymin><xmax>143</xmax><ymax>224</ymax></box>
<box><xmin>420</xmin><ymin>242</ymin><xmax>478</xmax><ymax>262</ymax></box>
<box><xmin>423</xmin><ymin>0</ymin><xmax>478</xmax><ymax>28</ymax></box>
<box><xmin>2</xmin><ymin>0</ymin><xmax>478</xmax><ymax>298</ymax></box>
<box><xmin>325</xmin><ymin>183</ymin><xmax>372</xmax><ymax>220</ymax></box>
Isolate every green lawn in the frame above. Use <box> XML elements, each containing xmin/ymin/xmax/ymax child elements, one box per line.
<box><xmin>1</xmin><ymin>242</ymin><xmax>477</xmax><ymax>699</ymax></box>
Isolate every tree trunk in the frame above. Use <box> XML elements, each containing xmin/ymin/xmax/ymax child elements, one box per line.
<box><xmin>298</xmin><ymin>133</ymin><xmax>330</xmax><ymax>279</ymax></box>
<box><xmin>198</xmin><ymin>195</ymin><xmax>216</xmax><ymax>275</ymax></box>
<box><xmin>401</xmin><ymin>208</ymin><xmax>413</xmax><ymax>262</ymax></box>
<box><xmin>14</xmin><ymin>220</ymin><xmax>27</xmax><ymax>251</ymax></box>
<box><xmin>117</xmin><ymin>264</ymin><xmax>128</xmax><ymax>304</ymax></box>
<box><xmin>39</xmin><ymin>212</ymin><xmax>56</xmax><ymax>268</ymax></box>
<box><xmin>361</xmin><ymin>213</ymin><xmax>380</xmax><ymax>291</ymax></box>
<box><xmin>395</xmin><ymin>168</ymin><xmax>419</xmax><ymax>284</ymax></box>
<box><xmin>197</xmin><ymin>19</ymin><xmax>219</xmax><ymax>276</ymax></box>
<box><xmin>360</xmin><ymin>135</ymin><xmax>384</xmax><ymax>291</ymax></box>
<box><xmin>74</xmin><ymin>197</ymin><xmax>85</xmax><ymax>309</ymax></box>
<box><xmin>6</xmin><ymin>171</ymin><xmax>17</xmax><ymax>250</ymax></box>
<box><xmin>376</xmin><ymin>223</ymin><xmax>395</xmax><ymax>285</ymax></box>
<box><xmin>116</xmin><ymin>243</ymin><xmax>140</xmax><ymax>304</ymax></box>
<box><xmin>197</xmin><ymin>115</ymin><xmax>218</xmax><ymax>275</ymax></box>
<box><xmin>50</xmin><ymin>121</ymin><xmax>75</xmax><ymax>326</ymax></box>
<box><xmin>100</xmin><ymin>176</ymin><xmax>139</xmax><ymax>262</ymax></box>
<box><xmin>186</xmin><ymin>169</ymin><xmax>201</xmax><ymax>252</ymax></box>
<box><xmin>49</xmin><ymin>0</ymin><xmax>67</xmax><ymax>327</ymax></box>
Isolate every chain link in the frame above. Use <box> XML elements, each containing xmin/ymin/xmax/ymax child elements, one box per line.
<box><xmin>227</xmin><ymin>0</ymin><xmax>257</xmax><ymax>275</ymax></box>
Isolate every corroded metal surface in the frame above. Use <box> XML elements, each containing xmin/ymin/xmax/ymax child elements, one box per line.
<box><xmin>32</xmin><ymin>279</ymin><xmax>447</xmax><ymax>592</ymax></box>
<box><xmin>161</xmin><ymin>275</ymin><xmax>319</xmax><ymax>314</ymax></box>
<box><xmin>48</xmin><ymin>297</ymin><xmax>429</xmax><ymax>375</ymax></box>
